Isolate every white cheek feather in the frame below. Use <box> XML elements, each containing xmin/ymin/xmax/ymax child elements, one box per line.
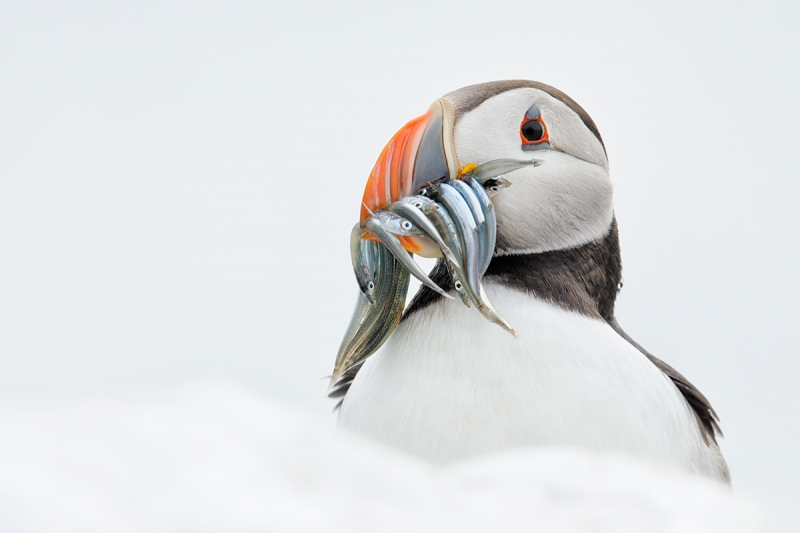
<box><xmin>338</xmin><ymin>282</ymin><xmax>730</xmax><ymax>484</ymax></box>
<box><xmin>492</xmin><ymin>152</ymin><xmax>614</xmax><ymax>255</ymax></box>
<box><xmin>453</xmin><ymin>88</ymin><xmax>614</xmax><ymax>254</ymax></box>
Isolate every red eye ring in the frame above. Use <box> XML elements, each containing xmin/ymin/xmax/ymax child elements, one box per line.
<box><xmin>520</xmin><ymin>104</ymin><xmax>549</xmax><ymax>147</ymax></box>
<box><xmin>520</xmin><ymin>115</ymin><xmax>549</xmax><ymax>145</ymax></box>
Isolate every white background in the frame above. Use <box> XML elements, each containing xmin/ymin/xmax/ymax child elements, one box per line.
<box><xmin>1</xmin><ymin>0</ymin><xmax>797</xmax><ymax>529</ymax></box>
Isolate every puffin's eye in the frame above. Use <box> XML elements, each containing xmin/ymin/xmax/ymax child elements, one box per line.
<box><xmin>521</xmin><ymin>121</ymin><xmax>544</xmax><ymax>142</ymax></box>
<box><xmin>400</xmin><ymin>220</ymin><xmax>412</xmax><ymax>231</ymax></box>
<box><xmin>520</xmin><ymin>104</ymin><xmax>550</xmax><ymax>151</ymax></box>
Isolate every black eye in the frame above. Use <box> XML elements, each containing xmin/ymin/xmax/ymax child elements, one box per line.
<box><xmin>521</xmin><ymin>120</ymin><xmax>544</xmax><ymax>142</ymax></box>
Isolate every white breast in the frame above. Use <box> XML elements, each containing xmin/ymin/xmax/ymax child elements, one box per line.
<box><xmin>338</xmin><ymin>282</ymin><xmax>729</xmax><ymax>483</ymax></box>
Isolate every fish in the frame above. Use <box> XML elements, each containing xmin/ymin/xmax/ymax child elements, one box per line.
<box><xmin>365</xmin><ymin>212</ymin><xmax>454</xmax><ymax>300</ymax></box>
<box><xmin>386</xmin><ymin>201</ymin><xmax>458</xmax><ymax>266</ymax></box>
<box><xmin>433</xmin><ymin>183</ymin><xmax>481</xmax><ymax>295</ymax></box>
<box><xmin>369</xmin><ymin>210</ymin><xmax>425</xmax><ymax>238</ymax></box>
<box><xmin>433</xmin><ymin>182</ymin><xmax>517</xmax><ymax>336</ymax></box>
<box><xmin>401</xmin><ymin>195</ymin><xmax>471</xmax><ymax>307</ymax></box>
<box><xmin>331</xmin><ymin>290</ymin><xmax>372</xmax><ymax>392</ymax></box>
<box><xmin>350</xmin><ymin>253</ymin><xmax>410</xmax><ymax>367</ymax></box>
<box><xmin>350</xmin><ymin>224</ymin><xmax>376</xmax><ymax>303</ymax></box>
<box><xmin>451</xmin><ymin>179</ymin><xmax>486</xmax><ymax>226</ymax></box>
<box><xmin>465</xmin><ymin>176</ymin><xmax>497</xmax><ymax>274</ymax></box>
<box><xmin>331</xmin><ymin>241</ymin><xmax>410</xmax><ymax>389</ymax></box>
<box><xmin>452</xmin><ymin>179</ymin><xmax>491</xmax><ymax>276</ymax></box>
<box><xmin>478</xmin><ymin>284</ymin><xmax>517</xmax><ymax>337</ymax></box>
<box><xmin>465</xmin><ymin>158</ymin><xmax>541</xmax><ymax>184</ymax></box>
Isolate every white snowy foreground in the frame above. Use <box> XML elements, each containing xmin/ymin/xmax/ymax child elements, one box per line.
<box><xmin>0</xmin><ymin>381</ymin><xmax>775</xmax><ymax>533</ymax></box>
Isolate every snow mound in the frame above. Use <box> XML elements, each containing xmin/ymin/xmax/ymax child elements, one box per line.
<box><xmin>0</xmin><ymin>381</ymin><xmax>774</xmax><ymax>532</ymax></box>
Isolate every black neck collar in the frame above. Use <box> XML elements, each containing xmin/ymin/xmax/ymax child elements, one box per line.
<box><xmin>403</xmin><ymin>219</ymin><xmax>621</xmax><ymax>321</ymax></box>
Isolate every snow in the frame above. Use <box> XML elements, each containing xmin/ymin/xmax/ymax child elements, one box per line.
<box><xmin>0</xmin><ymin>382</ymin><xmax>775</xmax><ymax>533</ymax></box>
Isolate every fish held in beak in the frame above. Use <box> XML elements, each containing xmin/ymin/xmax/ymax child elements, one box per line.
<box><xmin>331</xmin><ymin>101</ymin><xmax>532</xmax><ymax>390</ymax></box>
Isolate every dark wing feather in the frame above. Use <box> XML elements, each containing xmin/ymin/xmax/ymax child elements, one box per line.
<box><xmin>328</xmin><ymin>362</ymin><xmax>363</xmax><ymax>411</ymax></box>
<box><xmin>607</xmin><ymin>316</ymin><xmax>722</xmax><ymax>443</ymax></box>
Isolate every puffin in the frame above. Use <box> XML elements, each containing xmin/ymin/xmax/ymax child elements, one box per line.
<box><xmin>330</xmin><ymin>80</ymin><xmax>730</xmax><ymax>484</ymax></box>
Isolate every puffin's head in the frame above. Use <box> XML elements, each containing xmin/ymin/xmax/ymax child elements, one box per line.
<box><xmin>360</xmin><ymin>80</ymin><xmax>613</xmax><ymax>256</ymax></box>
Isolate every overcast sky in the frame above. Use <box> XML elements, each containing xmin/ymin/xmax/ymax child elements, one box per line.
<box><xmin>1</xmin><ymin>0</ymin><xmax>798</xmax><ymax>529</ymax></box>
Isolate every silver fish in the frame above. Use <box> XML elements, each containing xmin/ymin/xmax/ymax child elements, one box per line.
<box><xmin>434</xmin><ymin>183</ymin><xmax>481</xmax><ymax>295</ymax></box>
<box><xmin>479</xmin><ymin>284</ymin><xmax>517</xmax><ymax>338</ymax></box>
<box><xmin>466</xmin><ymin>158</ymin><xmax>541</xmax><ymax>184</ymax></box>
<box><xmin>451</xmin><ymin>179</ymin><xmax>485</xmax><ymax>226</ymax></box>
<box><xmin>466</xmin><ymin>176</ymin><xmax>497</xmax><ymax>274</ymax></box>
<box><xmin>330</xmin><ymin>242</ymin><xmax>410</xmax><ymax>389</ymax></box>
<box><xmin>331</xmin><ymin>290</ymin><xmax>372</xmax><ymax>392</ymax></box>
<box><xmin>402</xmin><ymin>195</ymin><xmax>471</xmax><ymax>307</ymax></box>
<box><xmin>386</xmin><ymin>201</ymin><xmax>458</xmax><ymax>266</ymax></box>
<box><xmin>368</xmin><ymin>210</ymin><xmax>441</xmax><ymax>257</ymax></box>
<box><xmin>434</xmin><ymin>182</ymin><xmax>516</xmax><ymax>336</ymax></box>
<box><xmin>350</xmin><ymin>253</ymin><xmax>410</xmax><ymax>364</ymax></box>
<box><xmin>431</xmin><ymin>183</ymin><xmax>484</xmax><ymax>309</ymax></box>
<box><xmin>370</xmin><ymin>210</ymin><xmax>425</xmax><ymax>238</ymax></box>
<box><xmin>350</xmin><ymin>224</ymin><xmax>376</xmax><ymax>303</ymax></box>
<box><xmin>350</xmin><ymin>240</ymin><xmax>397</xmax><ymax>341</ymax></box>
<box><xmin>452</xmin><ymin>179</ymin><xmax>491</xmax><ymax>279</ymax></box>
<box><xmin>365</xmin><ymin>213</ymin><xmax>454</xmax><ymax>300</ymax></box>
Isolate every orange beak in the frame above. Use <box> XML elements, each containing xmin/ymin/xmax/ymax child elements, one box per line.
<box><xmin>359</xmin><ymin>98</ymin><xmax>459</xmax><ymax>254</ymax></box>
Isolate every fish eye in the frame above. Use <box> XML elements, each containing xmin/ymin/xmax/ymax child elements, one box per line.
<box><xmin>454</xmin><ymin>281</ymin><xmax>463</xmax><ymax>291</ymax></box>
<box><xmin>401</xmin><ymin>221</ymin><xmax>412</xmax><ymax>231</ymax></box>
<box><xmin>413</xmin><ymin>201</ymin><xmax>423</xmax><ymax>208</ymax></box>
<box><xmin>367</xmin><ymin>281</ymin><xmax>374</xmax><ymax>290</ymax></box>
<box><xmin>489</xmin><ymin>186</ymin><xmax>499</xmax><ymax>192</ymax></box>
